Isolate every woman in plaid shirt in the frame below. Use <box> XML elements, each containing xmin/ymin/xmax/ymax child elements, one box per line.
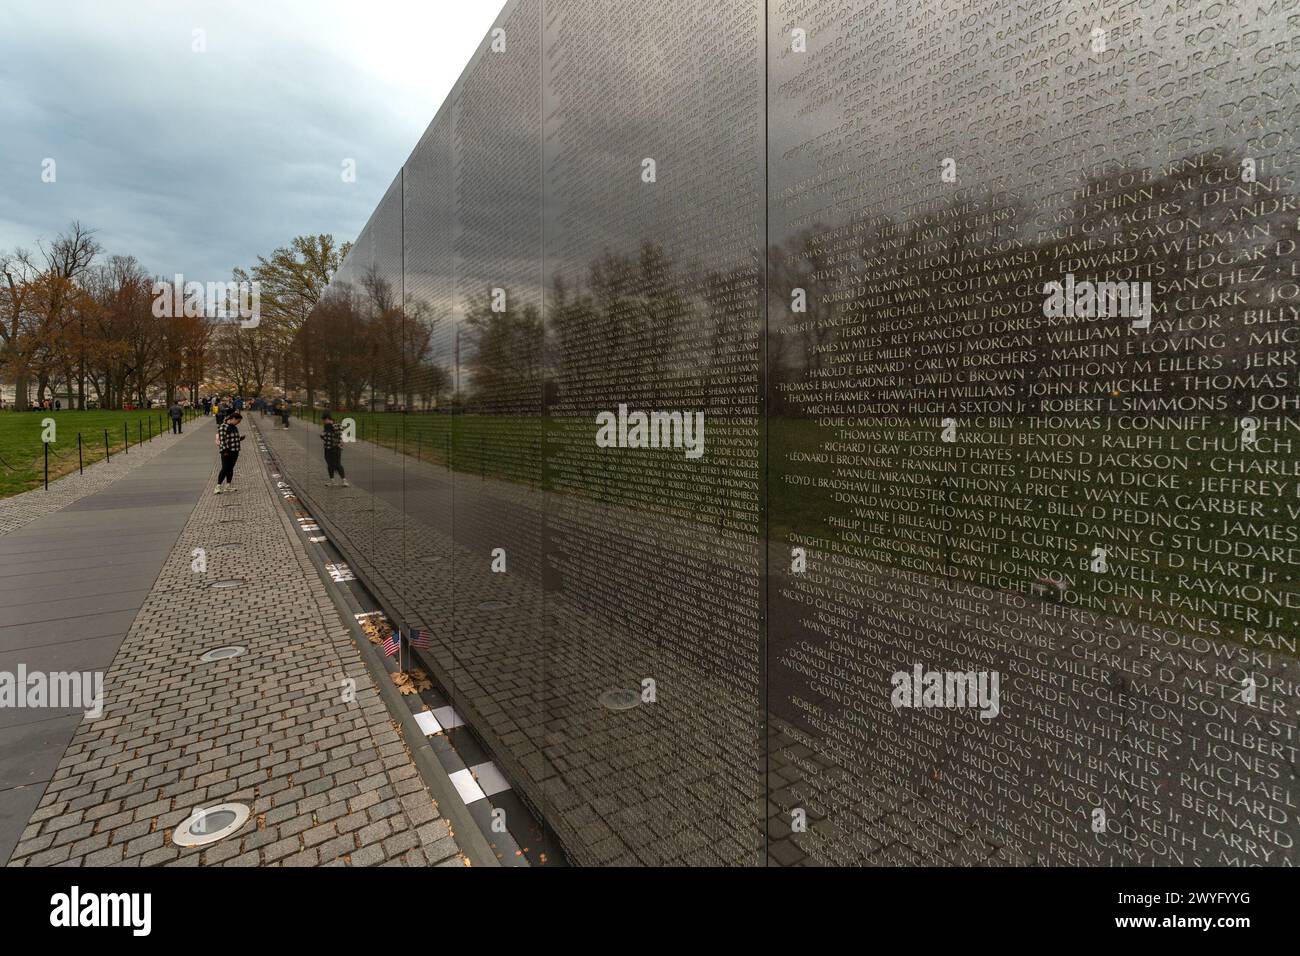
<box><xmin>214</xmin><ymin>411</ymin><xmax>245</xmax><ymax>494</ymax></box>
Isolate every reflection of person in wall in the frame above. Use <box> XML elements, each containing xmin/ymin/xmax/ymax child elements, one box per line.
<box><xmin>321</xmin><ymin>412</ymin><xmax>348</xmax><ymax>487</ymax></box>
<box><xmin>214</xmin><ymin>411</ymin><xmax>244</xmax><ymax>495</ymax></box>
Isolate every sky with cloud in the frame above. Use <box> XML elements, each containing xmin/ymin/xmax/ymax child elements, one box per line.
<box><xmin>0</xmin><ymin>0</ymin><xmax>500</xmax><ymax>280</ymax></box>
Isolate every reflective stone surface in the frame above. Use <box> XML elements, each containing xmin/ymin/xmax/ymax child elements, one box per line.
<box><xmin>265</xmin><ymin>0</ymin><xmax>1300</xmax><ymax>866</ymax></box>
<box><xmin>541</xmin><ymin>0</ymin><xmax>765</xmax><ymax>864</ymax></box>
<box><xmin>766</xmin><ymin>0</ymin><xmax>1300</xmax><ymax>866</ymax></box>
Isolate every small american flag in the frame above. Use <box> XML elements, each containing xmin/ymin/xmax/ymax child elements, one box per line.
<box><xmin>409</xmin><ymin>628</ymin><xmax>433</xmax><ymax>649</ymax></box>
<box><xmin>382</xmin><ymin>631</ymin><xmax>400</xmax><ymax>658</ymax></box>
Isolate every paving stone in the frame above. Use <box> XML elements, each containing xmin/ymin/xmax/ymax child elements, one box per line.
<box><xmin>422</xmin><ymin>836</ymin><xmax>460</xmax><ymax>864</ymax></box>
<box><xmin>357</xmin><ymin>819</ymin><xmax>394</xmax><ymax>847</ymax></box>
<box><xmin>85</xmin><ymin>846</ymin><xmax>126</xmax><ymax>866</ymax></box>
<box><xmin>349</xmin><ymin>844</ymin><xmax>385</xmax><ymax>867</ymax></box>
<box><xmin>282</xmin><ymin>848</ymin><xmax>319</xmax><ymax>867</ymax></box>
<box><xmin>302</xmin><ymin>824</ymin><xmax>338</xmax><ymax>848</ymax></box>
<box><xmin>261</xmin><ymin>837</ymin><xmax>301</xmax><ymax>863</ymax></box>
<box><xmin>383</xmin><ymin>830</ymin><xmax>419</xmax><ymax>857</ymax></box>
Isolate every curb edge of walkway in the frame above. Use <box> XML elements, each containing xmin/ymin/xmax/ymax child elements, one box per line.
<box><xmin>252</xmin><ymin>424</ymin><xmax>501</xmax><ymax>868</ymax></box>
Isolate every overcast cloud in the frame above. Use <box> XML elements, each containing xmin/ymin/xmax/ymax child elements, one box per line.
<box><xmin>0</xmin><ymin>0</ymin><xmax>500</xmax><ymax>280</ymax></box>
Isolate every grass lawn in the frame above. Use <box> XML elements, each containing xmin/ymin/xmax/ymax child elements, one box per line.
<box><xmin>297</xmin><ymin>408</ymin><xmax>528</xmax><ymax>483</ymax></box>
<box><xmin>0</xmin><ymin>408</ymin><xmax>199</xmax><ymax>498</ymax></box>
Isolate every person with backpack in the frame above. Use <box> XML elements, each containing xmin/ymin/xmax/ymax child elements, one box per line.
<box><xmin>321</xmin><ymin>412</ymin><xmax>348</xmax><ymax>487</ymax></box>
<box><xmin>214</xmin><ymin>411</ymin><xmax>245</xmax><ymax>494</ymax></box>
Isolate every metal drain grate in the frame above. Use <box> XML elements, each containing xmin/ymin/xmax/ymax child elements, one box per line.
<box><xmin>172</xmin><ymin>803</ymin><xmax>251</xmax><ymax>847</ymax></box>
<box><xmin>199</xmin><ymin>645</ymin><xmax>246</xmax><ymax>662</ymax></box>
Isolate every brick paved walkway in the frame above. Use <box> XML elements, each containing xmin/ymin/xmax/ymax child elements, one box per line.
<box><xmin>6</xmin><ymin>422</ymin><xmax>464</xmax><ymax>867</ymax></box>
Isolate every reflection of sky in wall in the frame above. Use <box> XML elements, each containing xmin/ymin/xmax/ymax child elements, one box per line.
<box><xmin>332</xmin><ymin>0</ymin><xmax>767</xmax><ymax>323</ymax></box>
<box><xmin>769</xmin><ymin>1</ymin><xmax>1300</xmax><ymax>241</ymax></box>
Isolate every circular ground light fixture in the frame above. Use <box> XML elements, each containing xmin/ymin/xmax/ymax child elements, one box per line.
<box><xmin>199</xmin><ymin>644</ymin><xmax>246</xmax><ymax>663</ymax></box>
<box><xmin>209</xmin><ymin>579</ymin><xmax>245</xmax><ymax>590</ymax></box>
<box><xmin>598</xmin><ymin>688</ymin><xmax>640</xmax><ymax>711</ymax></box>
<box><xmin>172</xmin><ymin>803</ymin><xmax>251</xmax><ymax>847</ymax></box>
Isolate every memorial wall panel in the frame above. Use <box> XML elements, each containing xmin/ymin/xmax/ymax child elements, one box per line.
<box><xmin>366</xmin><ymin>176</ymin><xmax>405</xmax><ymax>578</ymax></box>
<box><xmin>766</xmin><ymin>0</ymin><xmax>1300</xmax><ymax>865</ymax></box>
<box><xmin>541</xmin><ymin>0</ymin><xmax>765</xmax><ymax>865</ymax></box>
<box><xmin>447</xmin><ymin>0</ymin><xmax>553</xmax><ymax>833</ymax></box>
<box><xmin>400</xmin><ymin>109</ymin><xmax>456</xmax><ymax>705</ymax></box>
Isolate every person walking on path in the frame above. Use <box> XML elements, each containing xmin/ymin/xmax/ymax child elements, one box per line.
<box><xmin>214</xmin><ymin>411</ymin><xmax>245</xmax><ymax>494</ymax></box>
<box><xmin>279</xmin><ymin>399</ymin><xmax>291</xmax><ymax>429</ymax></box>
<box><xmin>321</xmin><ymin>412</ymin><xmax>349</xmax><ymax>487</ymax></box>
<box><xmin>168</xmin><ymin>400</ymin><xmax>183</xmax><ymax>434</ymax></box>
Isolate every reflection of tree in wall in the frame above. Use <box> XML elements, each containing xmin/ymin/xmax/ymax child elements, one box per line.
<box><xmin>295</xmin><ymin>248</ymin><xmax>452</xmax><ymax>412</ymax></box>
<box><xmin>765</xmin><ymin>150</ymin><xmax>1300</xmax><ymax>632</ymax></box>
<box><xmin>361</xmin><ymin>264</ymin><xmax>404</xmax><ymax>407</ymax></box>
<box><xmin>548</xmin><ymin>242</ymin><xmax>690</xmax><ymax>408</ymax></box>
<box><xmin>401</xmin><ymin>295</ymin><xmax>445</xmax><ymax>410</ymax></box>
<box><xmin>768</xmin><ymin>151</ymin><xmax>1297</xmax><ymax>415</ymax></box>
<box><xmin>312</xmin><ymin>285</ymin><xmax>371</xmax><ymax>411</ymax></box>
<box><xmin>461</xmin><ymin>286</ymin><xmax>542</xmax><ymax>412</ymax></box>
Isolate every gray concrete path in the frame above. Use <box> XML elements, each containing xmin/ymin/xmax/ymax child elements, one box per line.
<box><xmin>0</xmin><ymin>420</ymin><xmax>215</xmax><ymax>862</ymax></box>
